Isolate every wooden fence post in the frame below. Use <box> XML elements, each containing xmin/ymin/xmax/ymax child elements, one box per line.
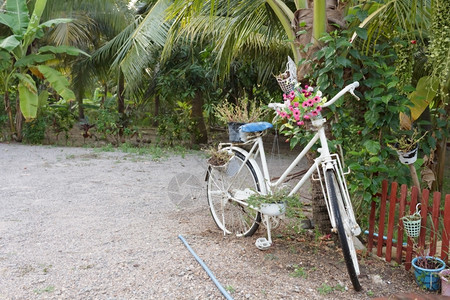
<box><xmin>396</xmin><ymin>184</ymin><xmax>407</xmax><ymax>264</ymax></box>
<box><xmin>377</xmin><ymin>181</ymin><xmax>389</xmax><ymax>257</ymax></box>
<box><xmin>386</xmin><ymin>182</ymin><xmax>398</xmax><ymax>262</ymax></box>
<box><xmin>442</xmin><ymin>194</ymin><xmax>450</xmax><ymax>264</ymax></box>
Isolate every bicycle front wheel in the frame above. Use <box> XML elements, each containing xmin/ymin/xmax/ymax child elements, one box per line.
<box><xmin>207</xmin><ymin>149</ymin><xmax>262</xmax><ymax>237</ymax></box>
<box><xmin>326</xmin><ymin>169</ymin><xmax>362</xmax><ymax>291</ymax></box>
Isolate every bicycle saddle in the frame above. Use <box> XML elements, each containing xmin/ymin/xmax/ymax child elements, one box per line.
<box><xmin>240</xmin><ymin>122</ymin><xmax>273</xmax><ymax>133</ymax></box>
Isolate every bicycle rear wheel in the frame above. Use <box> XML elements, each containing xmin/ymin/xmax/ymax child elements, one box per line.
<box><xmin>326</xmin><ymin>169</ymin><xmax>362</xmax><ymax>291</ymax></box>
<box><xmin>207</xmin><ymin>149</ymin><xmax>262</xmax><ymax>237</ymax></box>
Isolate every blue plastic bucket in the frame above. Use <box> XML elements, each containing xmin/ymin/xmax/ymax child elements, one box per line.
<box><xmin>412</xmin><ymin>256</ymin><xmax>446</xmax><ymax>291</ymax></box>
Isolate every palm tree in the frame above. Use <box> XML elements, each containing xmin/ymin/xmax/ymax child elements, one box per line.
<box><xmin>39</xmin><ymin>0</ymin><xmax>134</xmax><ymax>120</ymax></box>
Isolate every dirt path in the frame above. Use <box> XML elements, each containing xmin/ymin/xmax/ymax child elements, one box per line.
<box><xmin>0</xmin><ymin>143</ymin><xmax>426</xmax><ymax>299</ymax></box>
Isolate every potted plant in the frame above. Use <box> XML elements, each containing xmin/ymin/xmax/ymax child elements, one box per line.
<box><xmin>388</xmin><ymin>128</ymin><xmax>427</xmax><ymax>165</ymax></box>
<box><xmin>214</xmin><ymin>96</ymin><xmax>266</xmax><ymax>142</ymax></box>
<box><xmin>439</xmin><ymin>269</ymin><xmax>450</xmax><ymax>296</ymax></box>
<box><xmin>412</xmin><ymin>254</ymin><xmax>446</xmax><ymax>291</ymax></box>
<box><xmin>206</xmin><ymin>147</ymin><xmax>234</xmax><ymax>171</ymax></box>
<box><xmin>247</xmin><ymin>189</ymin><xmax>298</xmax><ymax>217</ymax></box>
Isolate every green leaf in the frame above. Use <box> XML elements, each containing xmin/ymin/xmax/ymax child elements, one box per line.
<box><xmin>0</xmin><ymin>12</ymin><xmax>15</xmax><ymax>29</ymax></box>
<box><xmin>22</xmin><ymin>0</ymin><xmax>48</xmax><ymax>49</ymax></box>
<box><xmin>14</xmin><ymin>73</ymin><xmax>37</xmax><ymax>93</ymax></box>
<box><xmin>18</xmin><ymin>81</ymin><xmax>38</xmax><ymax>120</ymax></box>
<box><xmin>38</xmin><ymin>90</ymin><xmax>48</xmax><ymax>107</ymax></box>
<box><xmin>336</xmin><ymin>56</ymin><xmax>351</xmax><ymax>67</ymax></box>
<box><xmin>368</xmin><ymin>156</ymin><xmax>381</xmax><ymax>163</ymax></box>
<box><xmin>381</xmin><ymin>94</ymin><xmax>392</xmax><ymax>104</ymax></box>
<box><xmin>0</xmin><ymin>35</ymin><xmax>20</xmax><ymax>52</ymax></box>
<box><xmin>37</xmin><ymin>65</ymin><xmax>75</xmax><ymax>101</ymax></box>
<box><xmin>355</xmin><ymin>28</ymin><xmax>367</xmax><ymax>40</ymax></box>
<box><xmin>363</xmin><ymin>140</ymin><xmax>381</xmax><ymax>154</ymax></box>
<box><xmin>38</xmin><ymin>18</ymin><xmax>72</xmax><ymax>29</ymax></box>
<box><xmin>408</xmin><ymin>76</ymin><xmax>438</xmax><ymax>121</ymax></box>
<box><xmin>14</xmin><ymin>53</ymin><xmax>55</xmax><ymax>67</ymax></box>
<box><xmin>6</xmin><ymin>0</ymin><xmax>30</xmax><ymax>35</ymax></box>
<box><xmin>39</xmin><ymin>45</ymin><xmax>90</xmax><ymax>57</ymax></box>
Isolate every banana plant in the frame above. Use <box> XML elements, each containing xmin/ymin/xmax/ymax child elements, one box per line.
<box><xmin>0</xmin><ymin>0</ymin><xmax>88</xmax><ymax>133</ymax></box>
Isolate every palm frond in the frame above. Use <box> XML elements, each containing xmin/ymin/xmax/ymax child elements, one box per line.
<box><xmin>354</xmin><ymin>0</ymin><xmax>431</xmax><ymax>52</ymax></box>
<box><xmin>116</xmin><ymin>0</ymin><xmax>172</xmax><ymax>94</ymax></box>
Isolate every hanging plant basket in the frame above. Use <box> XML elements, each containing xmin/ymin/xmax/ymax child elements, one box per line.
<box><xmin>402</xmin><ymin>204</ymin><xmax>422</xmax><ymax>238</ymax></box>
<box><xmin>396</xmin><ymin>145</ymin><xmax>418</xmax><ymax>165</ymax></box>
<box><xmin>402</xmin><ymin>215</ymin><xmax>422</xmax><ymax>238</ymax></box>
<box><xmin>276</xmin><ymin>56</ymin><xmax>297</xmax><ymax>94</ymax></box>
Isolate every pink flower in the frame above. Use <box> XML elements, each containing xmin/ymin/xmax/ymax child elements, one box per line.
<box><xmin>313</xmin><ymin>96</ymin><xmax>321</xmax><ymax>102</ymax></box>
<box><xmin>316</xmin><ymin>106</ymin><xmax>322</xmax><ymax>112</ymax></box>
<box><xmin>304</xmin><ymin>115</ymin><xmax>310</xmax><ymax>120</ymax></box>
<box><xmin>289</xmin><ymin>91</ymin><xmax>295</xmax><ymax>99</ymax></box>
<box><xmin>294</xmin><ymin>102</ymin><xmax>299</xmax><ymax>108</ymax></box>
<box><xmin>311</xmin><ymin>110</ymin><xmax>318</xmax><ymax>117</ymax></box>
<box><xmin>302</xmin><ymin>101</ymin><xmax>308</xmax><ymax>108</ymax></box>
<box><xmin>304</xmin><ymin>92</ymin><xmax>311</xmax><ymax>97</ymax></box>
<box><xmin>283</xmin><ymin>94</ymin><xmax>288</xmax><ymax>100</ymax></box>
<box><xmin>297</xmin><ymin>121</ymin><xmax>304</xmax><ymax>126</ymax></box>
<box><xmin>304</xmin><ymin>85</ymin><xmax>309</xmax><ymax>89</ymax></box>
<box><xmin>307</xmin><ymin>99</ymin><xmax>314</xmax><ymax>107</ymax></box>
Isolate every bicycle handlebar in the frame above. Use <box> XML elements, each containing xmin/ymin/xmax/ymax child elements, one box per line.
<box><xmin>322</xmin><ymin>81</ymin><xmax>359</xmax><ymax>108</ymax></box>
<box><xmin>268</xmin><ymin>81</ymin><xmax>360</xmax><ymax>111</ymax></box>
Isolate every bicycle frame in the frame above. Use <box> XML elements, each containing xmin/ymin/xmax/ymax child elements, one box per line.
<box><xmin>220</xmin><ymin>116</ymin><xmax>358</xmax><ymax>234</ymax></box>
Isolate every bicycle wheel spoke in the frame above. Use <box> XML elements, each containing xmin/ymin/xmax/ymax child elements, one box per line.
<box><xmin>207</xmin><ymin>150</ymin><xmax>261</xmax><ymax>237</ymax></box>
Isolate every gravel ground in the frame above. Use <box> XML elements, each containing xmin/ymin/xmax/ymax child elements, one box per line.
<box><xmin>0</xmin><ymin>143</ymin><xmax>428</xmax><ymax>299</ymax></box>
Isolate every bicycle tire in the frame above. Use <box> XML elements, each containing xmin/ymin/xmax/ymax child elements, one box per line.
<box><xmin>207</xmin><ymin>149</ymin><xmax>262</xmax><ymax>237</ymax></box>
<box><xmin>326</xmin><ymin>169</ymin><xmax>362</xmax><ymax>291</ymax></box>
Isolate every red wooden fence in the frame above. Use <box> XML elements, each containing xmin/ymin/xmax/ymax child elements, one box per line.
<box><xmin>367</xmin><ymin>180</ymin><xmax>450</xmax><ymax>270</ymax></box>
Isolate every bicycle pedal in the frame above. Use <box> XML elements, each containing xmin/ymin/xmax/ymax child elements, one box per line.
<box><xmin>255</xmin><ymin>238</ymin><xmax>272</xmax><ymax>250</ymax></box>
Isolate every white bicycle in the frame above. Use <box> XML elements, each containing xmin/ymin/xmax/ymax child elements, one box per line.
<box><xmin>206</xmin><ymin>82</ymin><xmax>363</xmax><ymax>291</ymax></box>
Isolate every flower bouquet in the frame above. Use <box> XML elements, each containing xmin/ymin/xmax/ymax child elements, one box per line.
<box><xmin>274</xmin><ymin>84</ymin><xmax>326</xmax><ymax>135</ymax></box>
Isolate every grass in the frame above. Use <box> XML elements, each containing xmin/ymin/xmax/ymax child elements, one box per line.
<box><xmin>290</xmin><ymin>265</ymin><xmax>307</xmax><ymax>278</ymax></box>
<box><xmin>93</xmin><ymin>143</ymin><xmax>196</xmax><ymax>161</ymax></box>
<box><xmin>34</xmin><ymin>286</ymin><xmax>55</xmax><ymax>294</ymax></box>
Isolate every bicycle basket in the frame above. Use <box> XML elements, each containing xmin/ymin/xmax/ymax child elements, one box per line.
<box><xmin>402</xmin><ymin>215</ymin><xmax>421</xmax><ymax>238</ymax></box>
<box><xmin>276</xmin><ymin>56</ymin><xmax>298</xmax><ymax>94</ymax></box>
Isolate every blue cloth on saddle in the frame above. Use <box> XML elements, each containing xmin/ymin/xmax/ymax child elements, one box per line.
<box><xmin>240</xmin><ymin>122</ymin><xmax>273</xmax><ymax>133</ymax></box>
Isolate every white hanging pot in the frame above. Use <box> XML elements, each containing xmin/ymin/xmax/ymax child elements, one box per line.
<box><xmin>259</xmin><ymin>203</ymin><xmax>286</xmax><ymax>216</ymax></box>
<box><xmin>396</xmin><ymin>145</ymin><xmax>418</xmax><ymax>165</ymax></box>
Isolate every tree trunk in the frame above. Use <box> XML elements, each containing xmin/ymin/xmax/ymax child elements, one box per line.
<box><xmin>191</xmin><ymin>90</ymin><xmax>208</xmax><ymax>144</ymax></box>
<box><xmin>76</xmin><ymin>86</ymin><xmax>85</xmax><ymax>120</ymax></box>
<box><xmin>101</xmin><ymin>82</ymin><xmax>108</xmax><ymax>108</ymax></box>
<box><xmin>14</xmin><ymin>94</ymin><xmax>23</xmax><ymax>142</ymax></box>
<box><xmin>307</xmin><ymin>151</ymin><xmax>332</xmax><ymax>233</ymax></box>
<box><xmin>4</xmin><ymin>90</ymin><xmax>16</xmax><ymax>138</ymax></box>
<box><xmin>153</xmin><ymin>94</ymin><xmax>160</xmax><ymax>127</ymax></box>
<box><xmin>117</xmin><ymin>71</ymin><xmax>125</xmax><ymax>141</ymax></box>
